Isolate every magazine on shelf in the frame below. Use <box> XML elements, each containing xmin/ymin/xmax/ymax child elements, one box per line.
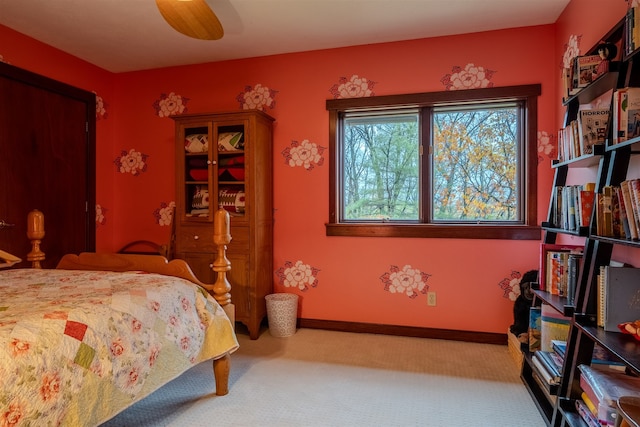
<box><xmin>577</xmin><ymin>108</ymin><xmax>610</xmax><ymax>155</ymax></box>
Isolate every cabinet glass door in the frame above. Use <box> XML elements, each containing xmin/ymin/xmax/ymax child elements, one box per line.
<box><xmin>183</xmin><ymin>124</ymin><xmax>212</xmax><ymax>220</ymax></box>
<box><xmin>214</xmin><ymin>121</ymin><xmax>247</xmax><ymax>219</ymax></box>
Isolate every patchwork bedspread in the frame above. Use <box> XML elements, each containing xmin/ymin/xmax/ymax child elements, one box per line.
<box><xmin>0</xmin><ymin>269</ymin><xmax>239</xmax><ymax>426</ymax></box>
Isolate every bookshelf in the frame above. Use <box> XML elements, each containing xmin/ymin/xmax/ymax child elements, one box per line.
<box><xmin>523</xmin><ymin>14</ymin><xmax>640</xmax><ymax>427</ymax></box>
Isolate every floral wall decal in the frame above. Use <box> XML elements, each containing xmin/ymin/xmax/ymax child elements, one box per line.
<box><xmin>329</xmin><ymin>74</ymin><xmax>376</xmax><ymax>99</ymax></box>
<box><xmin>498</xmin><ymin>270</ymin><xmax>523</xmax><ymax>301</ymax></box>
<box><xmin>563</xmin><ymin>34</ymin><xmax>582</xmax><ymax>69</ymax></box>
<box><xmin>237</xmin><ymin>84</ymin><xmax>277</xmax><ymax>111</ymax></box>
<box><xmin>153</xmin><ymin>201</ymin><xmax>175</xmax><ymax>226</ymax></box>
<box><xmin>441</xmin><ymin>63</ymin><xmax>495</xmax><ymax>90</ymax></box>
<box><xmin>379</xmin><ymin>265</ymin><xmax>430</xmax><ymax>299</ymax></box>
<box><xmin>96</xmin><ymin>204</ymin><xmax>107</xmax><ymax>226</ymax></box>
<box><xmin>282</xmin><ymin>139</ymin><xmax>326</xmax><ymax>170</ymax></box>
<box><xmin>538</xmin><ymin>130</ymin><xmax>556</xmax><ymax>164</ymax></box>
<box><xmin>95</xmin><ymin>93</ymin><xmax>108</xmax><ymax>120</ymax></box>
<box><xmin>152</xmin><ymin>92</ymin><xmax>189</xmax><ymax>117</ymax></box>
<box><xmin>275</xmin><ymin>260</ymin><xmax>320</xmax><ymax>291</ymax></box>
<box><xmin>114</xmin><ymin>149</ymin><xmax>149</xmax><ymax>176</ymax></box>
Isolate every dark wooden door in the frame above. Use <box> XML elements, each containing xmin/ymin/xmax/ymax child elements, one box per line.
<box><xmin>0</xmin><ymin>63</ymin><xmax>95</xmax><ymax>268</ymax></box>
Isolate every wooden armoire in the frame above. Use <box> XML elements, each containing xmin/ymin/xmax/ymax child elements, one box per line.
<box><xmin>0</xmin><ymin>62</ymin><xmax>96</xmax><ymax>267</ymax></box>
<box><xmin>172</xmin><ymin>110</ymin><xmax>274</xmax><ymax>339</ymax></box>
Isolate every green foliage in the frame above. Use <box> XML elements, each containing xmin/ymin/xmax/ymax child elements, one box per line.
<box><xmin>433</xmin><ymin>107</ymin><xmax>518</xmax><ymax>221</ymax></box>
<box><xmin>342</xmin><ymin>106</ymin><xmax>519</xmax><ymax>222</ymax></box>
<box><xmin>343</xmin><ymin>115</ymin><xmax>419</xmax><ymax>220</ymax></box>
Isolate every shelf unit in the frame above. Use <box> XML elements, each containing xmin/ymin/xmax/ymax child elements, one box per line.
<box><xmin>172</xmin><ymin>110</ymin><xmax>275</xmax><ymax>340</ymax></box>
<box><xmin>522</xmin><ymin>16</ymin><xmax>640</xmax><ymax>426</ymax></box>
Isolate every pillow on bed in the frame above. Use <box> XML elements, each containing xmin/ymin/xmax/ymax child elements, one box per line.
<box><xmin>218</xmin><ymin>132</ymin><xmax>244</xmax><ymax>151</ymax></box>
<box><xmin>185</xmin><ymin>134</ymin><xmax>209</xmax><ymax>153</ymax></box>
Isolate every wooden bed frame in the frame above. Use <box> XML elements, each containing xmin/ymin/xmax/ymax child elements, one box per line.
<box><xmin>25</xmin><ymin>208</ymin><xmax>235</xmax><ymax>396</ymax></box>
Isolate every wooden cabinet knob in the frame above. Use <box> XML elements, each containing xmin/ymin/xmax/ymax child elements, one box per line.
<box><xmin>194</xmin><ymin>235</ymin><xmax>199</xmax><ymax>240</ymax></box>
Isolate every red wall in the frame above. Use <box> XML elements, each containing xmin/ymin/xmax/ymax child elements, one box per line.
<box><xmin>3</xmin><ymin>0</ymin><xmax>632</xmax><ymax>334</ymax></box>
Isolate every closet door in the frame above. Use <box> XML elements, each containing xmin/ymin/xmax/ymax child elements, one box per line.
<box><xmin>0</xmin><ymin>62</ymin><xmax>95</xmax><ymax>268</ymax></box>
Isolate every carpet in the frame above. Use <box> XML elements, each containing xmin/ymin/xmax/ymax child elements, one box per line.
<box><xmin>102</xmin><ymin>328</ymin><xmax>545</xmax><ymax>426</ymax></box>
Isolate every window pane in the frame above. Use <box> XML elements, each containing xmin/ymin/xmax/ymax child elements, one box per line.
<box><xmin>432</xmin><ymin>105</ymin><xmax>520</xmax><ymax>222</ymax></box>
<box><xmin>342</xmin><ymin>112</ymin><xmax>419</xmax><ymax>221</ymax></box>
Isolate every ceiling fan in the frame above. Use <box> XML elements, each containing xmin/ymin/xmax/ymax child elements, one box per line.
<box><xmin>156</xmin><ymin>0</ymin><xmax>224</xmax><ymax>40</ymax></box>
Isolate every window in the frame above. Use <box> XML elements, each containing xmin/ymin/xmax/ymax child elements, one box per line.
<box><xmin>326</xmin><ymin>85</ymin><xmax>541</xmax><ymax>239</ymax></box>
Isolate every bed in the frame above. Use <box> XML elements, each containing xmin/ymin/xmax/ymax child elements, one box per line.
<box><xmin>0</xmin><ymin>210</ymin><xmax>238</xmax><ymax>426</ymax></box>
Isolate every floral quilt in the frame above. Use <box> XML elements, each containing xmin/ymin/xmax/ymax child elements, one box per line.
<box><xmin>0</xmin><ymin>269</ymin><xmax>239</xmax><ymax>426</ymax></box>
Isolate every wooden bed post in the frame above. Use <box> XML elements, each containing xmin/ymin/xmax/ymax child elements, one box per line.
<box><xmin>213</xmin><ymin>354</ymin><xmax>230</xmax><ymax>396</ymax></box>
<box><xmin>26</xmin><ymin>209</ymin><xmax>45</xmax><ymax>268</ymax></box>
<box><xmin>213</xmin><ymin>207</ymin><xmax>234</xmax><ymax>323</ymax></box>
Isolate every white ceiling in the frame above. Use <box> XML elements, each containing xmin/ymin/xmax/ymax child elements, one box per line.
<box><xmin>0</xmin><ymin>0</ymin><xmax>570</xmax><ymax>73</ymax></box>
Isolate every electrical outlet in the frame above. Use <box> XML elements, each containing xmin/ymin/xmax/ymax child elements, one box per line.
<box><xmin>427</xmin><ymin>291</ymin><xmax>436</xmax><ymax>306</ymax></box>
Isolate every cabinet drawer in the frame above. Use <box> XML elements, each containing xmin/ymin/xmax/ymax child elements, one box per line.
<box><xmin>177</xmin><ymin>224</ymin><xmax>249</xmax><ymax>253</ymax></box>
<box><xmin>176</xmin><ymin>225</ymin><xmax>216</xmax><ymax>252</ymax></box>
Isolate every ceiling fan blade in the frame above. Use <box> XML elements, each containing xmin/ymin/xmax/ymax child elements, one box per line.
<box><xmin>156</xmin><ymin>0</ymin><xmax>224</xmax><ymax>40</ymax></box>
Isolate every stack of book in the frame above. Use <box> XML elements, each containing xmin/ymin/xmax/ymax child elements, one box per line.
<box><xmin>577</xmin><ymin>364</ymin><xmax>640</xmax><ymax>426</ymax></box>
<box><xmin>562</xmin><ymin>55</ymin><xmax>605</xmax><ymax>101</ymax></box>
<box><xmin>550</xmin><ymin>183</ymin><xmax>596</xmax><ymax>232</ymax></box>
<box><xmin>557</xmin><ymin>109</ymin><xmax>609</xmax><ymax>162</ymax></box>
<box><xmin>539</xmin><ymin>243</ymin><xmax>584</xmax><ymax>298</ymax></box>
<box><xmin>594</xmin><ymin>181</ymin><xmax>640</xmax><ymax>239</ymax></box>
<box><xmin>532</xmin><ymin>347</ymin><xmax>563</xmax><ymax>387</ymax></box>
<box><xmin>612</xmin><ymin>87</ymin><xmax>640</xmax><ymax>144</ymax></box>
<box><xmin>626</xmin><ymin>6</ymin><xmax>640</xmax><ymax>56</ymax></box>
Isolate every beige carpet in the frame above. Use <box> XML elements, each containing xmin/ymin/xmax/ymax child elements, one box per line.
<box><xmin>102</xmin><ymin>328</ymin><xmax>545</xmax><ymax>427</ymax></box>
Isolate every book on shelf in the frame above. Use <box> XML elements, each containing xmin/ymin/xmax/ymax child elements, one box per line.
<box><xmin>579</xmin><ymin>364</ymin><xmax>640</xmax><ymax>426</ymax></box>
<box><xmin>629</xmin><ymin>179</ymin><xmax>640</xmax><ymax>239</ymax></box>
<box><xmin>621</xmin><ymin>180</ymin><xmax>640</xmax><ymax>239</ymax></box>
<box><xmin>529</xmin><ymin>306</ymin><xmax>542</xmax><ymax>352</ymax></box>
<box><xmin>611</xmin><ymin>185</ymin><xmax>625</xmax><ymax>239</ymax></box>
<box><xmin>541</xmin><ymin>303</ymin><xmax>570</xmax><ymax>352</ymax></box>
<box><xmin>612</xmin><ymin>87</ymin><xmax>640</xmax><ymax>144</ymax></box>
<box><xmin>532</xmin><ymin>351</ymin><xmax>562</xmax><ymax>385</ymax></box>
<box><xmin>551</xmin><ymin>339</ymin><xmax>566</xmax><ymax>357</ymax></box>
<box><xmin>627</xmin><ymin>6</ymin><xmax>640</xmax><ymax>56</ymax></box>
<box><xmin>539</xmin><ymin>243</ymin><xmax>583</xmax><ymax>295</ymax></box>
<box><xmin>548</xmin><ymin>250</ymin><xmax>570</xmax><ymax>296</ymax></box>
<box><xmin>613</xmin><ymin>87</ymin><xmax>625</xmax><ymax>144</ymax></box>
<box><xmin>535</xmin><ymin>350</ymin><xmax>563</xmax><ymax>379</ymax></box>
<box><xmin>616</xmin><ymin>185</ymin><xmax>631</xmax><ymax>239</ymax></box>
<box><xmin>551</xmin><ymin>340</ymin><xmax>625</xmax><ymax>370</ymax></box>
<box><xmin>596</xmin><ymin>186</ymin><xmax>614</xmax><ymax>237</ymax></box>
<box><xmin>577</xmin><ymin>108</ymin><xmax>610</xmax><ymax>155</ymax></box>
<box><xmin>597</xmin><ymin>266</ymin><xmax>640</xmax><ymax>332</ymax></box>
<box><xmin>562</xmin><ymin>66</ymin><xmax>575</xmax><ymax>101</ymax></box>
<box><xmin>576</xmin><ymin>55</ymin><xmax>602</xmax><ymax>88</ymax></box>
<box><xmin>566</xmin><ymin>252</ymin><xmax>582</xmax><ymax>304</ymax></box>
<box><xmin>579</xmin><ymin>184</ymin><xmax>596</xmax><ymax>228</ymax></box>
<box><xmin>575</xmin><ymin>398</ymin><xmax>601</xmax><ymax>427</ymax></box>
<box><xmin>564</xmin><ymin>185</ymin><xmax>577</xmax><ymax>231</ymax></box>
<box><xmin>549</xmin><ymin>184</ymin><xmax>594</xmax><ymax>230</ymax></box>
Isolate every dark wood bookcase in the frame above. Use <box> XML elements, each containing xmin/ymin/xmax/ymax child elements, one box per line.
<box><xmin>522</xmin><ymin>15</ymin><xmax>640</xmax><ymax>426</ymax></box>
